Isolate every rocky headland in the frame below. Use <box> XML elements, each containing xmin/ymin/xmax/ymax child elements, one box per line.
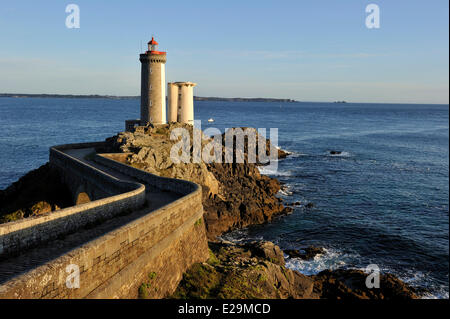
<box><xmin>104</xmin><ymin>123</ymin><xmax>417</xmax><ymax>299</ymax></box>
<box><xmin>0</xmin><ymin>123</ymin><xmax>418</xmax><ymax>299</ymax></box>
<box><xmin>105</xmin><ymin>123</ymin><xmax>290</xmax><ymax>240</ymax></box>
<box><xmin>169</xmin><ymin>240</ymin><xmax>417</xmax><ymax>299</ymax></box>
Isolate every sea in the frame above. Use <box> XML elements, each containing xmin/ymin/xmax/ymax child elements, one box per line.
<box><xmin>0</xmin><ymin>97</ymin><xmax>448</xmax><ymax>298</ymax></box>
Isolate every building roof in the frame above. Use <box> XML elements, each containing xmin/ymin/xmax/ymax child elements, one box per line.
<box><xmin>148</xmin><ymin>37</ymin><xmax>158</xmax><ymax>45</ymax></box>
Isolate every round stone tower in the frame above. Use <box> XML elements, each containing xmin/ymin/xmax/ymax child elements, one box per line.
<box><xmin>167</xmin><ymin>82</ymin><xmax>179</xmax><ymax>123</ymax></box>
<box><xmin>167</xmin><ymin>82</ymin><xmax>197</xmax><ymax>125</ymax></box>
<box><xmin>178</xmin><ymin>82</ymin><xmax>197</xmax><ymax>124</ymax></box>
<box><xmin>139</xmin><ymin>37</ymin><xmax>166</xmax><ymax>125</ymax></box>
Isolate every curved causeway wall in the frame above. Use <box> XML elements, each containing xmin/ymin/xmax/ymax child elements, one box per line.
<box><xmin>0</xmin><ymin>142</ymin><xmax>209</xmax><ymax>299</ymax></box>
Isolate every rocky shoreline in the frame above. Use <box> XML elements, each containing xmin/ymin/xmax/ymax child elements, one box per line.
<box><xmin>0</xmin><ymin>123</ymin><xmax>419</xmax><ymax>299</ymax></box>
<box><xmin>169</xmin><ymin>240</ymin><xmax>417</xmax><ymax>299</ymax></box>
<box><xmin>106</xmin><ymin>123</ymin><xmax>418</xmax><ymax>299</ymax></box>
<box><xmin>105</xmin><ymin>123</ymin><xmax>292</xmax><ymax>240</ymax></box>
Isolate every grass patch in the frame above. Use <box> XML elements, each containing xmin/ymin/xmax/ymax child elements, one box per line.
<box><xmin>138</xmin><ymin>271</ymin><xmax>158</xmax><ymax>299</ymax></box>
<box><xmin>207</xmin><ymin>249</ymin><xmax>220</xmax><ymax>266</ymax></box>
<box><xmin>194</xmin><ymin>218</ymin><xmax>203</xmax><ymax>227</ymax></box>
<box><xmin>138</xmin><ymin>283</ymin><xmax>148</xmax><ymax>299</ymax></box>
<box><xmin>0</xmin><ymin>209</ymin><xmax>25</xmax><ymax>224</ymax></box>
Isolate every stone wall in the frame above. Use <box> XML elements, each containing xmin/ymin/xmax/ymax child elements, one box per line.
<box><xmin>93</xmin><ymin>153</ymin><xmax>198</xmax><ymax>195</ymax></box>
<box><xmin>0</xmin><ymin>144</ymin><xmax>145</xmax><ymax>258</ymax></box>
<box><xmin>0</xmin><ymin>143</ymin><xmax>208</xmax><ymax>299</ymax></box>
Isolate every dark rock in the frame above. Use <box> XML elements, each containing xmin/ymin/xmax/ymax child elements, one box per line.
<box><xmin>303</xmin><ymin>246</ymin><xmax>325</xmax><ymax>260</ymax></box>
<box><xmin>277</xmin><ymin>148</ymin><xmax>289</xmax><ymax>159</ymax></box>
<box><xmin>313</xmin><ymin>269</ymin><xmax>417</xmax><ymax>299</ymax></box>
<box><xmin>30</xmin><ymin>201</ymin><xmax>52</xmax><ymax>216</ymax></box>
<box><xmin>171</xmin><ymin>241</ymin><xmax>417</xmax><ymax>300</ymax></box>
<box><xmin>329</xmin><ymin>150</ymin><xmax>342</xmax><ymax>155</ymax></box>
<box><xmin>0</xmin><ymin>163</ymin><xmax>72</xmax><ymax>224</ymax></box>
<box><xmin>284</xmin><ymin>246</ymin><xmax>325</xmax><ymax>260</ymax></box>
<box><xmin>171</xmin><ymin>241</ymin><xmax>315</xmax><ymax>299</ymax></box>
<box><xmin>284</xmin><ymin>249</ymin><xmax>302</xmax><ymax>259</ymax></box>
<box><xmin>280</xmin><ymin>185</ymin><xmax>293</xmax><ymax>195</ymax></box>
<box><xmin>288</xmin><ymin>201</ymin><xmax>301</xmax><ymax>206</ymax></box>
<box><xmin>281</xmin><ymin>206</ymin><xmax>294</xmax><ymax>215</ymax></box>
<box><xmin>245</xmin><ymin>241</ymin><xmax>285</xmax><ymax>266</ymax></box>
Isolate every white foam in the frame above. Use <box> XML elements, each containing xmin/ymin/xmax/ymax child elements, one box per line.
<box><xmin>421</xmin><ymin>289</ymin><xmax>449</xmax><ymax>299</ymax></box>
<box><xmin>328</xmin><ymin>151</ymin><xmax>351</xmax><ymax>157</ymax></box>
<box><xmin>354</xmin><ymin>264</ymin><xmax>449</xmax><ymax>299</ymax></box>
<box><xmin>285</xmin><ymin>248</ymin><xmax>358</xmax><ymax>276</ymax></box>
<box><xmin>257</xmin><ymin>165</ymin><xmax>292</xmax><ymax>176</ymax></box>
<box><xmin>278</xmin><ymin>184</ymin><xmax>294</xmax><ymax>196</ymax></box>
<box><xmin>219</xmin><ymin>229</ymin><xmax>264</xmax><ymax>244</ymax></box>
<box><xmin>289</xmin><ymin>151</ymin><xmax>308</xmax><ymax>158</ymax></box>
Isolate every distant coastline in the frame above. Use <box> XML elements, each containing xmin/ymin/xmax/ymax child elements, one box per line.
<box><xmin>194</xmin><ymin>96</ymin><xmax>297</xmax><ymax>103</ymax></box>
<box><xmin>0</xmin><ymin>93</ymin><xmax>298</xmax><ymax>103</ymax></box>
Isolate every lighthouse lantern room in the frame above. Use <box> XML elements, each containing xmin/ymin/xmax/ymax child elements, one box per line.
<box><xmin>148</xmin><ymin>37</ymin><xmax>159</xmax><ymax>52</ymax></box>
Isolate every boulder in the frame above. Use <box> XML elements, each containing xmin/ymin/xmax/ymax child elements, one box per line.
<box><xmin>0</xmin><ymin>163</ymin><xmax>72</xmax><ymax>224</ymax></box>
<box><xmin>288</xmin><ymin>201</ymin><xmax>301</xmax><ymax>206</ymax></box>
<box><xmin>281</xmin><ymin>206</ymin><xmax>294</xmax><ymax>215</ymax></box>
<box><xmin>170</xmin><ymin>241</ymin><xmax>417</xmax><ymax>300</ymax></box>
<box><xmin>284</xmin><ymin>246</ymin><xmax>325</xmax><ymax>260</ymax></box>
<box><xmin>30</xmin><ymin>201</ymin><xmax>52</xmax><ymax>216</ymax></box>
<box><xmin>313</xmin><ymin>269</ymin><xmax>418</xmax><ymax>299</ymax></box>
<box><xmin>246</xmin><ymin>241</ymin><xmax>285</xmax><ymax>266</ymax></box>
<box><xmin>305</xmin><ymin>202</ymin><xmax>315</xmax><ymax>208</ymax></box>
<box><xmin>170</xmin><ymin>241</ymin><xmax>315</xmax><ymax>299</ymax></box>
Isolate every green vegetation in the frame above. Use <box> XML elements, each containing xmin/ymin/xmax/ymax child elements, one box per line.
<box><xmin>207</xmin><ymin>249</ymin><xmax>219</xmax><ymax>266</ymax></box>
<box><xmin>138</xmin><ymin>271</ymin><xmax>158</xmax><ymax>299</ymax></box>
<box><xmin>170</xmin><ymin>263</ymin><xmax>222</xmax><ymax>299</ymax></box>
<box><xmin>138</xmin><ymin>283</ymin><xmax>148</xmax><ymax>299</ymax></box>
<box><xmin>169</xmin><ymin>244</ymin><xmax>279</xmax><ymax>299</ymax></box>
<box><xmin>0</xmin><ymin>209</ymin><xmax>25</xmax><ymax>223</ymax></box>
<box><xmin>194</xmin><ymin>218</ymin><xmax>203</xmax><ymax>227</ymax></box>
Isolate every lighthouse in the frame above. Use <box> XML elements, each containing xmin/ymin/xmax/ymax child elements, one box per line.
<box><xmin>139</xmin><ymin>37</ymin><xmax>166</xmax><ymax>125</ymax></box>
<box><xmin>125</xmin><ymin>37</ymin><xmax>198</xmax><ymax>132</ymax></box>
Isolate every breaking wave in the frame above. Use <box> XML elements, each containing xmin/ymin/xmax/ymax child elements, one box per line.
<box><xmin>285</xmin><ymin>247</ymin><xmax>359</xmax><ymax>276</ymax></box>
<box><xmin>257</xmin><ymin>165</ymin><xmax>292</xmax><ymax>176</ymax></box>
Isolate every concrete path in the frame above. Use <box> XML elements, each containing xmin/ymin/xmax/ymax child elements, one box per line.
<box><xmin>0</xmin><ymin>148</ymin><xmax>181</xmax><ymax>284</ymax></box>
<box><xmin>65</xmin><ymin>148</ymin><xmax>180</xmax><ymax>211</ymax></box>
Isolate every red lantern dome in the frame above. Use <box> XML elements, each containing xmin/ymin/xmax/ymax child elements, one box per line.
<box><xmin>148</xmin><ymin>37</ymin><xmax>159</xmax><ymax>52</ymax></box>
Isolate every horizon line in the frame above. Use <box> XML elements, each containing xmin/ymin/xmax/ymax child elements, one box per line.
<box><xmin>0</xmin><ymin>93</ymin><xmax>448</xmax><ymax>106</ymax></box>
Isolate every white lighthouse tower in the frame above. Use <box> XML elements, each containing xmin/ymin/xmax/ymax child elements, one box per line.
<box><xmin>125</xmin><ymin>37</ymin><xmax>198</xmax><ymax>131</ymax></box>
<box><xmin>139</xmin><ymin>37</ymin><xmax>166</xmax><ymax>125</ymax></box>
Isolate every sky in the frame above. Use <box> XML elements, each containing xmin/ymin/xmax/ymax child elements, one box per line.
<box><xmin>0</xmin><ymin>0</ymin><xmax>448</xmax><ymax>104</ymax></box>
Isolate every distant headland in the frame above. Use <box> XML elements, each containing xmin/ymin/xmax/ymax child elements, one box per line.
<box><xmin>0</xmin><ymin>93</ymin><xmax>298</xmax><ymax>103</ymax></box>
<box><xmin>194</xmin><ymin>96</ymin><xmax>298</xmax><ymax>103</ymax></box>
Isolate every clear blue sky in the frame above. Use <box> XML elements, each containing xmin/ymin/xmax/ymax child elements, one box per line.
<box><xmin>0</xmin><ymin>0</ymin><xmax>448</xmax><ymax>103</ymax></box>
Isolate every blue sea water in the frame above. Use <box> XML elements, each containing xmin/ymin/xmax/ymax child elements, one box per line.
<box><xmin>0</xmin><ymin>97</ymin><xmax>448</xmax><ymax>298</ymax></box>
